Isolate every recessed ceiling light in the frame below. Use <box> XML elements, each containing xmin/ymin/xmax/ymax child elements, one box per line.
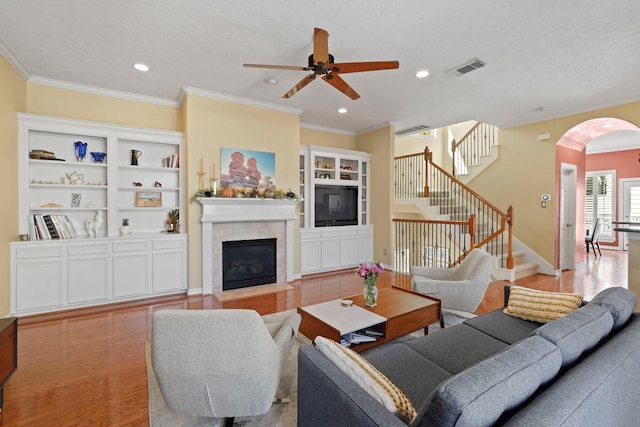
<box><xmin>416</xmin><ymin>70</ymin><xmax>429</xmax><ymax>78</ymax></box>
<box><xmin>338</xmin><ymin>108</ymin><xmax>347</xmax><ymax>114</ymax></box>
<box><xmin>266</xmin><ymin>78</ymin><xmax>278</xmax><ymax>85</ymax></box>
<box><xmin>133</xmin><ymin>63</ymin><xmax>150</xmax><ymax>72</ymax></box>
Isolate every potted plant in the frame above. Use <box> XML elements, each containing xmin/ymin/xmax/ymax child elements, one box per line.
<box><xmin>166</xmin><ymin>209</ymin><xmax>179</xmax><ymax>232</ymax></box>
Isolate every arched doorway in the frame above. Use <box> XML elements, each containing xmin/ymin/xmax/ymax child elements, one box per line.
<box><xmin>555</xmin><ymin>118</ymin><xmax>640</xmax><ymax>270</ymax></box>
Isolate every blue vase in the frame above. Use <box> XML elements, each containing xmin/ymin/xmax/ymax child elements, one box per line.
<box><xmin>74</xmin><ymin>141</ymin><xmax>88</xmax><ymax>162</ymax></box>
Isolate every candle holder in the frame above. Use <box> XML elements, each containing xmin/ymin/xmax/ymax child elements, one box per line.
<box><xmin>209</xmin><ymin>177</ymin><xmax>218</xmax><ymax>196</ymax></box>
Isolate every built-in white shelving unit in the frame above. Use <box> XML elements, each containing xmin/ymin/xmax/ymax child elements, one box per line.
<box><xmin>11</xmin><ymin>113</ymin><xmax>187</xmax><ymax>316</ymax></box>
<box><xmin>299</xmin><ymin>145</ymin><xmax>373</xmax><ymax>274</ymax></box>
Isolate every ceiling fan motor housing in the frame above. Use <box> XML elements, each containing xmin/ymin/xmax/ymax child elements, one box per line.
<box><xmin>308</xmin><ymin>53</ymin><xmax>335</xmax><ymax>68</ymax></box>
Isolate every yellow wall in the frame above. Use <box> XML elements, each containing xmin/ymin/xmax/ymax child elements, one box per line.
<box><xmin>300</xmin><ymin>127</ymin><xmax>356</xmax><ymax>150</ymax></box>
<box><xmin>183</xmin><ymin>93</ymin><xmax>300</xmax><ymax>290</ymax></box>
<box><xmin>357</xmin><ymin>125</ymin><xmax>394</xmax><ymax>266</ymax></box>
<box><xmin>471</xmin><ymin>101</ymin><xmax>640</xmax><ymax>267</ymax></box>
<box><xmin>395</xmin><ymin>134</ymin><xmax>444</xmax><ymax>166</ymax></box>
<box><xmin>27</xmin><ymin>83</ymin><xmax>182</xmax><ymax>131</ymax></box>
<box><xmin>0</xmin><ymin>55</ymin><xmax>26</xmax><ymax>316</ymax></box>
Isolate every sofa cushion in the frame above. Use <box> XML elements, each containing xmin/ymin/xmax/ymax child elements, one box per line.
<box><xmin>589</xmin><ymin>286</ymin><xmax>637</xmax><ymax>331</ymax></box>
<box><xmin>365</xmin><ymin>343</ymin><xmax>453</xmax><ymax>412</ymax></box>
<box><xmin>404</xmin><ymin>323</ymin><xmax>508</xmax><ymax>374</ymax></box>
<box><xmin>504</xmin><ymin>286</ymin><xmax>583</xmax><ymax>323</ymax></box>
<box><xmin>419</xmin><ymin>335</ymin><xmax>562</xmax><ymax>427</ymax></box>
<box><xmin>314</xmin><ymin>336</ymin><xmax>417</xmax><ymax>423</ymax></box>
<box><xmin>534</xmin><ymin>303</ymin><xmax>613</xmax><ymax>368</ymax></box>
<box><xmin>464</xmin><ymin>309</ymin><xmax>542</xmax><ymax>344</ymax></box>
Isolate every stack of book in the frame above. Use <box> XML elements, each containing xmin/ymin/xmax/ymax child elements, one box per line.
<box><xmin>340</xmin><ymin>331</ymin><xmax>380</xmax><ymax>347</ymax></box>
<box><xmin>29</xmin><ymin>214</ymin><xmax>78</xmax><ymax>240</ymax></box>
<box><xmin>162</xmin><ymin>154</ymin><xmax>180</xmax><ymax>168</ymax></box>
<box><xmin>29</xmin><ymin>149</ymin><xmax>65</xmax><ymax>161</ymax></box>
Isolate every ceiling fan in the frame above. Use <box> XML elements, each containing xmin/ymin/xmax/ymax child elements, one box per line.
<box><xmin>243</xmin><ymin>27</ymin><xmax>399</xmax><ymax>100</ymax></box>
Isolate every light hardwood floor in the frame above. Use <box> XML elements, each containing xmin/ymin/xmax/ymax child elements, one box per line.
<box><xmin>1</xmin><ymin>250</ymin><xmax>627</xmax><ymax>426</ymax></box>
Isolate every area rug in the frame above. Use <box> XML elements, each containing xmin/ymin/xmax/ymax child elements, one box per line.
<box><xmin>147</xmin><ymin>309</ymin><xmax>467</xmax><ymax>426</ymax></box>
<box><xmin>213</xmin><ymin>283</ymin><xmax>295</xmax><ymax>302</ymax></box>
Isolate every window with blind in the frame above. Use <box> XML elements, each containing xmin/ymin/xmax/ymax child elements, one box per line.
<box><xmin>585</xmin><ymin>171</ymin><xmax>615</xmax><ymax>241</ymax></box>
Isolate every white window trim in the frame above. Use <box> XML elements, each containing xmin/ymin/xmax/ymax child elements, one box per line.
<box><xmin>585</xmin><ymin>169</ymin><xmax>616</xmax><ymax>243</ymax></box>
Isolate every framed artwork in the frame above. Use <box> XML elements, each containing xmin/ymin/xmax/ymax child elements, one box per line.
<box><xmin>220</xmin><ymin>148</ymin><xmax>275</xmax><ymax>191</ymax></box>
<box><xmin>135</xmin><ymin>191</ymin><xmax>162</xmax><ymax>207</ymax></box>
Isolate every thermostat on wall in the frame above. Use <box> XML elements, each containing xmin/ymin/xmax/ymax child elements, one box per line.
<box><xmin>541</xmin><ymin>194</ymin><xmax>551</xmax><ymax>201</ymax></box>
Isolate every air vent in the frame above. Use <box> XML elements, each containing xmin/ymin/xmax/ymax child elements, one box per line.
<box><xmin>395</xmin><ymin>125</ymin><xmax>430</xmax><ymax>136</ymax></box>
<box><xmin>447</xmin><ymin>58</ymin><xmax>486</xmax><ymax>77</ymax></box>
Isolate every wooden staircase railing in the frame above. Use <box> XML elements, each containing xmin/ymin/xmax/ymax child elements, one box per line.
<box><xmin>393</xmin><ymin>146</ymin><xmax>513</xmax><ymax>271</ymax></box>
<box><xmin>451</xmin><ymin>121</ymin><xmax>498</xmax><ymax>177</ymax></box>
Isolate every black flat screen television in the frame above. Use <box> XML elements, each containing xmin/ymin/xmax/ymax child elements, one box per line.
<box><xmin>315</xmin><ymin>185</ymin><xmax>358</xmax><ymax>227</ymax></box>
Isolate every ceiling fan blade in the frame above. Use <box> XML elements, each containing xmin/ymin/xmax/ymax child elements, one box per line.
<box><xmin>322</xmin><ymin>74</ymin><xmax>360</xmax><ymax>100</ymax></box>
<box><xmin>282</xmin><ymin>74</ymin><xmax>317</xmax><ymax>98</ymax></box>
<box><xmin>243</xmin><ymin>63</ymin><xmax>311</xmax><ymax>71</ymax></box>
<box><xmin>313</xmin><ymin>27</ymin><xmax>329</xmax><ymax>65</ymax></box>
<box><xmin>330</xmin><ymin>61</ymin><xmax>400</xmax><ymax>74</ymax></box>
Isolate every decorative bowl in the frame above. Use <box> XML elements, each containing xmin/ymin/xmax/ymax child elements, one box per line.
<box><xmin>90</xmin><ymin>152</ymin><xmax>107</xmax><ymax>163</ymax></box>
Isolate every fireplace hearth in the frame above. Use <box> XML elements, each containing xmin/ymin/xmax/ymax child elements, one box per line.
<box><xmin>222</xmin><ymin>238</ymin><xmax>277</xmax><ymax>291</ymax></box>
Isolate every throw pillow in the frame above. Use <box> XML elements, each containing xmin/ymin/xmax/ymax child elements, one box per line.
<box><xmin>314</xmin><ymin>336</ymin><xmax>417</xmax><ymax>423</ymax></box>
<box><xmin>504</xmin><ymin>286</ymin><xmax>582</xmax><ymax>323</ymax></box>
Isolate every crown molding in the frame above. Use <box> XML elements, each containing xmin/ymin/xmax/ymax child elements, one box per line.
<box><xmin>181</xmin><ymin>86</ymin><xmax>303</xmax><ymax>115</ymax></box>
<box><xmin>357</xmin><ymin>121</ymin><xmax>395</xmax><ymax>136</ymax></box>
<box><xmin>28</xmin><ymin>76</ymin><xmax>180</xmax><ymax>107</ymax></box>
<box><xmin>300</xmin><ymin>122</ymin><xmax>355</xmax><ymax>136</ymax></box>
<box><xmin>0</xmin><ymin>38</ymin><xmax>31</xmax><ymax>80</ymax></box>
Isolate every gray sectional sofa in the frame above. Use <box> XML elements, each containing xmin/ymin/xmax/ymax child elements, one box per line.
<box><xmin>298</xmin><ymin>286</ymin><xmax>640</xmax><ymax>426</ymax></box>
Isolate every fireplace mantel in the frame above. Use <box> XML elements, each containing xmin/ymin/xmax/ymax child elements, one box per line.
<box><xmin>198</xmin><ymin>198</ymin><xmax>298</xmax><ymax>294</ymax></box>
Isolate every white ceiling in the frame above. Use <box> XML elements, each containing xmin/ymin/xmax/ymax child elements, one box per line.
<box><xmin>1</xmin><ymin>1</ymin><xmax>640</xmax><ymax>135</ymax></box>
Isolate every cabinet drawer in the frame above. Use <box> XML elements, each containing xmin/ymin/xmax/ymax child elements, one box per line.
<box><xmin>339</xmin><ymin>228</ymin><xmax>358</xmax><ymax>237</ymax></box>
<box><xmin>112</xmin><ymin>240</ymin><xmax>149</xmax><ymax>252</ymax></box>
<box><xmin>68</xmin><ymin>242</ymin><xmax>109</xmax><ymax>256</ymax></box>
<box><xmin>320</xmin><ymin>229</ymin><xmax>340</xmax><ymax>239</ymax></box>
<box><xmin>300</xmin><ymin>229</ymin><xmax>321</xmax><ymax>240</ymax></box>
<box><xmin>15</xmin><ymin>245</ymin><xmax>64</xmax><ymax>259</ymax></box>
<box><xmin>152</xmin><ymin>237</ymin><xmax>185</xmax><ymax>250</ymax></box>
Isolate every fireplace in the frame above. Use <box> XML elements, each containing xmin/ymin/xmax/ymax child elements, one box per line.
<box><xmin>222</xmin><ymin>238</ymin><xmax>277</xmax><ymax>290</ymax></box>
<box><xmin>199</xmin><ymin>198</ymin><xmax>297</xmax><ymax>294</ymax></box>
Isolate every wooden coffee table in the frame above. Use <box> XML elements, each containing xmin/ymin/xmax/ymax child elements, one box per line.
<box><xmin>297</xmin><ymin>287</ymin><xmax>441</xmax><ymax>352</ymax></box>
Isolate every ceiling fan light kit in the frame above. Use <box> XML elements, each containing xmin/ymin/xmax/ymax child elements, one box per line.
<box><xmin>244</xmin><ymin>27</ymin><xmax>399</xmax><ymax>100</ymax></box>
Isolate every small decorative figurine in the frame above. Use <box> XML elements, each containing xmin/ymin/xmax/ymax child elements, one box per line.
<box><xmin>74</xmin><ymin>141</ymin><xmax>87</xmax><ymax>162</ymax></box>
<box><xmin>154</xmin><ymin>181</ymin><xmax>162</xmax><ymax>187</ymax></box>
<box><xmin>85</xmin><ymin>210</ymin><xmax>104</xmax><ymax>237</ymax></box>
<box><xmin>130</xmin><ymin>150</ymin><xmax>142</xmax><ymax>166</ymax></box>
<box><xmin>133</xmin><ymin>182</ymin><xmax>143</xmax><ymax>187</ymax></box>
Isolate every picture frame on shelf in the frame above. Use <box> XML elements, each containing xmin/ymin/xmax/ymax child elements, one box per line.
<box><xmin>135</xmin><ymin>191</ymin><xmax>162</xmax><ymax>207</ymax></box>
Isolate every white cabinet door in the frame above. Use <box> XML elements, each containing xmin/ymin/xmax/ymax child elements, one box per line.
<box><xmin>67</xmin><ymin>242</ymin><xmax>110</xmax><ymax>304</ymax></box>
<box><xmin>68</xmin><ymin>256</ymin><xmax>110</xmax><ymax>303</ymax></box>
<box><xmin>320</xmin><ymin>229</ymin><xmax>340</xmax><ymax>270</ymax></box>
<box><xmin>113</xmin><ymin>253</ymin><xmax>150</xmax><ymax>297</ymax></box>
<box><xmin>15</xmin><ymin>259</ymin><xmax>64</xmax><ymax>311</ymax></box>
<box><xmin>339</xmin><ymin>228</ymin><xmax>358</xmax><ymax>267</ymax></box>
<box><xmin>357</xmin><ymin>226</ymin><xmax>374</xmax><ymax>263</ymax></box>
<box><xmin>300</xmin><ymin>230</ymin><xmax>322</xmax><ymax>273</ymax></box>
<box><xmin>151</xmin><ymin>237</ymin><xmax>187</xmax><ymax>292</ymax></box>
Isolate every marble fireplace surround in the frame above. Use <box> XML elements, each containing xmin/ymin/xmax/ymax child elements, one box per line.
<box><xmin>199</xmin><ymin>198</ymin><xmax>298</xmax><ymax>294</ymax></box>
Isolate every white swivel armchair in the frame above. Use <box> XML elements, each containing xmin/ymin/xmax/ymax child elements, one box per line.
<box><xmin>151</xmin><ymin>309</ymin><xmax>301</xmax><ymax>426</ymax></box>
<box><xmin>410</xmin><ymin>248</ymin><xmax>492</xmax><ymax>327</ymax></box>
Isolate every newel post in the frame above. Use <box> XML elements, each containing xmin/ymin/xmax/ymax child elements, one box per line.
<box><xmin>506</xmin><ymin>205</ymin><xmax>514</xmax><ymax>269</ymax></box>
<box><xmin>468</xmin><ymin>214</ymin><xmax>476</xmax><ymax>248</ymax></box>
<box><xmin>423</xmin><ymin>146</ymin><xmax>432</xmax><ymax>197</ymax></box>
<box><xmin>451</xmin><ymin>138</ymin><xmax>457</xmax><ymax>176</ymax></box>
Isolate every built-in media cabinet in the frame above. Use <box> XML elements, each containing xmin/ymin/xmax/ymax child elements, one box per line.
<box><xmin>299</xmin><ymin>146</ymin><xmax>373</xmax><ymax>274</ymax></box>
<box><xmin>10</xmin><ymin>114</ymin><xmax>187</xmax><ymax>316</ymax></box>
